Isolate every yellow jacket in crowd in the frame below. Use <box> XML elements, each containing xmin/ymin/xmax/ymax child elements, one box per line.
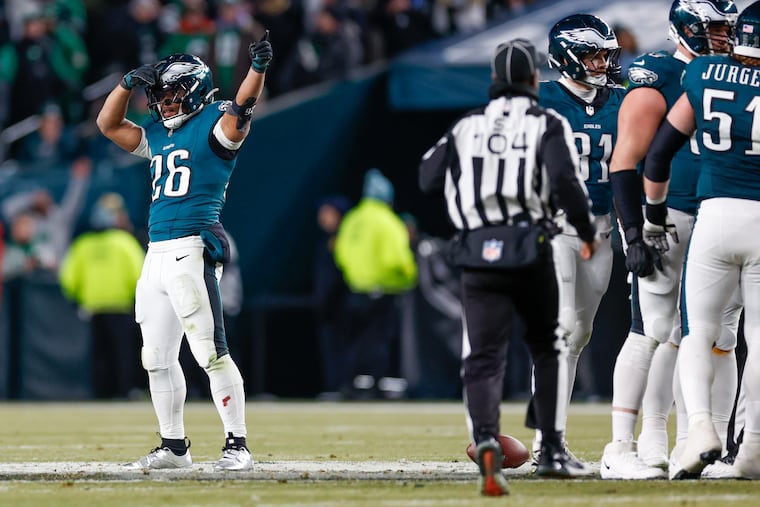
<box><xmin>59</xmin><ymin>229</ymin><xmax>145</xmax><ymax>314</ymax></box>
<box><xmin>335</xmin><ymin>197</ymin><xmax>417</xmax><ymax>295</ymax></box>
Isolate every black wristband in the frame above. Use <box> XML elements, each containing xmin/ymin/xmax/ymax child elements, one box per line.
<box><xmin>610</xmin><ymin>169</ymin><xmax>644</xmax><ymax>231</ymax></box>
<box><xmin>229</xmin><ymin>98</ymin><xmax>256</xmax><ymax>117</ymax></box>
<box><xmin>229</xmin><ymin>97</ymin><xmax>257</xmax><ymax>131</ymax></box>
<box><xmin>624</xmin><ymin>226</ymin><xmax>643</xmax><ymax>245</ymax></box>
<box><xmin>645</xmin><ymin>201</ymin><xmax>668</xmax><ymax>225</ymax></box>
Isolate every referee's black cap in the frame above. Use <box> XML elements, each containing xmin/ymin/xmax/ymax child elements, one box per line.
<box><xmin>491</xmin><ymin>39</ymin><xmax>547</xmax><ymax>94</ymax></box>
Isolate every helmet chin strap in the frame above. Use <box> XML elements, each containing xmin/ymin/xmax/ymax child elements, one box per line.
<box><xmin>162</xmin><ymin>104</ymin><xmax>205</xmax><ymax>130</ymax></box>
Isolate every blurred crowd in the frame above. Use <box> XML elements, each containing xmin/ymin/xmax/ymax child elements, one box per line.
<box><xmin>0</xmin><ymin>0</ymin><xmax>539</xmax><ymax>168</ymax></box>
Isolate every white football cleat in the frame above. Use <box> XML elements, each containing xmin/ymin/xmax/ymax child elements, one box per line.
<box><xmin>670</xmin><ymin>417</ymin><xmax>721</xmax><ymax>480</ymax></box>
<box><xmin>733</xmin><ymin>439</ymin><xmax>760</xmax><ymax>479</ymax></box>
<box><xmin>637</xmin><ymin>428</ymin><xmax>669</xmax><ymax>470</ymax></box>
<box><xmin>124</xmin><ymin>447</ymin><xmax>192</xmax><ymax>470</ymax></box>
<box><xmin>600</xmin><ymin>441</ymin><xmax>667</xmax><ymax>480</ymax></box>
<box><xmin>215</xmin><ymin>444</ymin><xmax>254</xmax><ymax>471</ymax></box>
<box><xmin>701</xmin><ymin>459</ymin><xmax>739</xmax><ymax>479</ymax></box>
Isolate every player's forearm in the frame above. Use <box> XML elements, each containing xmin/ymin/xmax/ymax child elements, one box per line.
<box><xmin>610</xmin><ymin>169</ymin><xmax>644</xmax><ymax>243</ymax></box>
<box><xmin>222</xmin><ymin>69</ymin><xmax>266</xmax><ymax>140</ymax></box>
<box><xmin>643</xmin><ymin>179</ymin><xmax>669</xmax><ymax>203</ymax></box>
<box><xmin>234</xmin><ymin>69</ymin><xmax>265</xmax><ymax>107</ymax></box>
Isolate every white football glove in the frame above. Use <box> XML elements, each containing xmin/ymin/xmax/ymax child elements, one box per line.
<box><xmin>644</xmin><ymin>201</ymin><xmax>678</xmax><ymax>253</ymax></box>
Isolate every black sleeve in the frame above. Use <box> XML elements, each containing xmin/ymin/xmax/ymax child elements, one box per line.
<box><xmin>419</xmin><ymin>132</ymin><xmax>453</xmax><ymax>194</ymax></box>
<box><xmin>644</xmin><ymin>119</ymin><xmax>690</xmax><ymax>183</ymax></box>
<box><xmin>610</xmin><ymin>169</ymin><xmax>644</xmax><ymax>243</ymax></box>
<box><xmin>541</xmin><ymin>115</ymin><xmax>596</xmax><ymax>243</ymax></box>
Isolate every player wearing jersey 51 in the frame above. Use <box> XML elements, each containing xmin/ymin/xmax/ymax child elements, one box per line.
<box><xmin>96</xmin><ymin>32</ymin><xmax>273</xmax><ymax>471</ymax></box>
<box><xmin>601</xmin><ymin>0</ymin><xmax>740</xmax><ymax>480</ymax></box>
<box><xmin>643</xmin><ymin>1</ymin><xmax>760</xmax><ymax>478</ymax></box>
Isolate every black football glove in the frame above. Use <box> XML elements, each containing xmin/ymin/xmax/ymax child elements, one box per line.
<box><xmin>624</xmin><ymin>227</ymin><xmax>663</xmax><ymax>278</ymax></box>
<box><xmin>121</xmin><ymin>64</ymin><xmax>158</xmax><ymax>90</ymax></box>
<box><xmin>249</xmin><ymin>30</ymin><xmax>273</xmax><ymax>73</ymax></box>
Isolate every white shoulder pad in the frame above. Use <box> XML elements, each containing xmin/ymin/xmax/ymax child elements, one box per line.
<box><xmin>213</xmin><ymin>120</ymin><xmax>243</xmax><ymax>151</ymax></box>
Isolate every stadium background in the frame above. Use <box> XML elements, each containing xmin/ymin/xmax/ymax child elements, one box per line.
<box><xmin>0</xmin><ymin>0</ymin><xmax>718</xmax><ymax>400</ymax></box>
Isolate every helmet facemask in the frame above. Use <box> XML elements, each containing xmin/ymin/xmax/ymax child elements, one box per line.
<box><xmin>555</xmin><ymin>47</ymin><xmax>622</xmax><ymax>88</ymax></box>
<box><xmin>548</xmin><ymin>14</ymin><xmax>622</xmax><ymax>88</ymax></box>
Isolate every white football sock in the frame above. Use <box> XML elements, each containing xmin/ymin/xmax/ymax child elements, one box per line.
<box><xmin>678</xmin><ymin>333</ymin><xmax>714</xmax><ymax>419</ymax></box>
<box><xmin>742</xmin><ymin>339</ymin><xmax>760</xmax><ymax>435</ymax></box>
<box><xmin>207</xmin><ymin>354</ymin><xmax>247</xmax><ymax>437</ymax></box>
<box><xmin>641</xmin><ymin>343</ymin><xmax>678</xmax><ymax>435</ymax></box>
<box><xmin>148</xmin><ymin>361</ymin><xmax>187</xmax><ymax>439</ymax></box>
<box><xmin>611</xmin><ymin>411</ymin><xmax>638</xmax><ymax>443</ymax></box>
<box><xmin>610</xmin><ymin>333</ymin><xmax>658</xmax><ymax>441</ymax></box>
<box><xmin>711</xmin><ymin>348</ymin><xmax>737</xmax><ymax>452</ymax></box>
<box><xmin>672</xmin><ymin>355</ymin><xmax>688</xmax><ymax>445</ymax></box>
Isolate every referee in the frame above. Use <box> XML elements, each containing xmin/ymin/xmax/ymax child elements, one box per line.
<box><xmin>419</xmin><ymin>39</ymin><xmax>598</xmax><ymax>495</ymax></box>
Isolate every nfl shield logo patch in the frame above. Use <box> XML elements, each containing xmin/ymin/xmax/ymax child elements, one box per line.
<box><xmin>482</xmin><ymin>239</ymin><xmax>503</xmax><ymax>263</ymax></box>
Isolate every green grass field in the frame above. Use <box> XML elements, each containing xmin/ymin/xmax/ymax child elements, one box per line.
<box><xmin>1</xmin><ymin>401</ymin><xmax>759</xmax><ymax>506</ymax></box>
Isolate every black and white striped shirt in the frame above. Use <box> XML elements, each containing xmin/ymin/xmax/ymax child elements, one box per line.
<box><xmin>419</xmin><ymin>95</ymin><xmax>595</xmax><ymax>243</ymax></box>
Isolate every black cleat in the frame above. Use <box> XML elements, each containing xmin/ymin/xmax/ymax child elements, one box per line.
<box><xmin>536</xmin><ymin>442</ymin><xmax>593</xmax><ymax>478</ymax></box>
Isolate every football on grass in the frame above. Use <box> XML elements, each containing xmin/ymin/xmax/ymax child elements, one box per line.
<box><xmin>465</xmin><ymin>434</ymin><xmax>530</xmax><ymax>469</ymax></box>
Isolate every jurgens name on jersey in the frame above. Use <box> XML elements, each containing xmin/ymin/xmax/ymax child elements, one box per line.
<box><xmin>701</xmin><ymin>62</ymin><xmax>760</xmax><ymax>87</ymax></box>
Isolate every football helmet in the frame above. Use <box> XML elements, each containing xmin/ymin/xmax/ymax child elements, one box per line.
<box><xmin>734</xmin><ymin>1</ymin><xmax>760</xmax><ymax>58</ymax></box>
<box><xmin>548</xmin><ymin>14</ymin><xmax>621</xmax><ymax>88</ymax></box>
<box><xmin>669</xmin><ymin>0</ymin><xmax>738</xmax><ymax>55</ymax></box>
<box><xmin>146</xmin><ymin>54</ymin><xmax>217</xmax><ymax>130</ymax></box>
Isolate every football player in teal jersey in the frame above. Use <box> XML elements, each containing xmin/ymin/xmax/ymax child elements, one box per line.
<box><xmin>96</xmin><ymin>33</ymin><xmax>273</xmax><ymax>471</ymax></box>
<box><xmin>602</xmin><ymin>0</ymin><xmax>741</xmax><ymax>480</ymax></box>
<box><xmin>529</xmin><ymin>13</ymin><xmax>623</xmax><ymax>474</ymax></box>
<box><xmin>643</xmin><ymin>1</ymin><xmax>760</xmax><ymax>478</ymax></box>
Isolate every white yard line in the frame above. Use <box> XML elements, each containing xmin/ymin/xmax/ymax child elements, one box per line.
<box><xmin>0</xmin><ymin>460</ymin><xmax>540</xmax><ymax>481</ymax></box>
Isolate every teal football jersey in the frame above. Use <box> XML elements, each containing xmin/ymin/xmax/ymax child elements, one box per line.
<box><xmin>627</xmin><ymin>51</ymin><xmax>700</xmax><ymax>213</ymax></box>
<box><xmin>683</xmin><ymin>55</ymin><xmax>760</xmax><ymax>202</ymax></box>
<box><xmin>539</xmin><ymin>81</ymin><xmax>624</xmax><ymax>215</ymax></box>
<box><xmin>142</xmin><ymin>101</ymin><xmax>236</xmax><ymax>241</ymax></box>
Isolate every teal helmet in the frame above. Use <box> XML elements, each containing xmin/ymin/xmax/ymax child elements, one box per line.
<box><xmin>147</xmin><ymin>54</ymin><xmax>217</xmax><ymax>129</ymax></box>
<box><xmin>734</xmin><ymin>1</ymin><xmax>760</xmax><ymax>58</ymax></box>
<box><xmin>548</xmin><ymin>14</ymin><xmax>621</xmax><ymax>88</ymax></box>
<box><xmin>669</xmin><ymin>0</ymin><xmax>738</xmax><ymax>55</ymax></box>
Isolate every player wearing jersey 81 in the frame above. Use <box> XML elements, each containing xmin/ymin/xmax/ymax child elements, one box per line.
<box><xmin>96</xmin><ymin>33</ymin><xmax>273</xmax><ymax>471</ymax></box>
<box><xmin>531</xmin><ymin>13</ymin><xmax>623</xmax><ymax>471</ymax></box>
<box><xmin>643</xmin><ymin>0</ymin><xmax>760</xmax><ymax>478</ymax></box>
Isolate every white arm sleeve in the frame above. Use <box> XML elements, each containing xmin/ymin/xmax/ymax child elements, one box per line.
<box><xmin>131</xmin><ymin>128</ymin><xmax>151</xmax><ymax>159</ymax></box>
<box><xmin>213</xmin><ymin>120</ymin><xmax>244</xmax><ymax>151</ymax></box>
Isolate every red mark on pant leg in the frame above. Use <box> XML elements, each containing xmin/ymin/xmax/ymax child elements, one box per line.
<box><xmin>222</xmin><ymin>395</ymin><xmax>231</xmax><ymax>407</ymax></box>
